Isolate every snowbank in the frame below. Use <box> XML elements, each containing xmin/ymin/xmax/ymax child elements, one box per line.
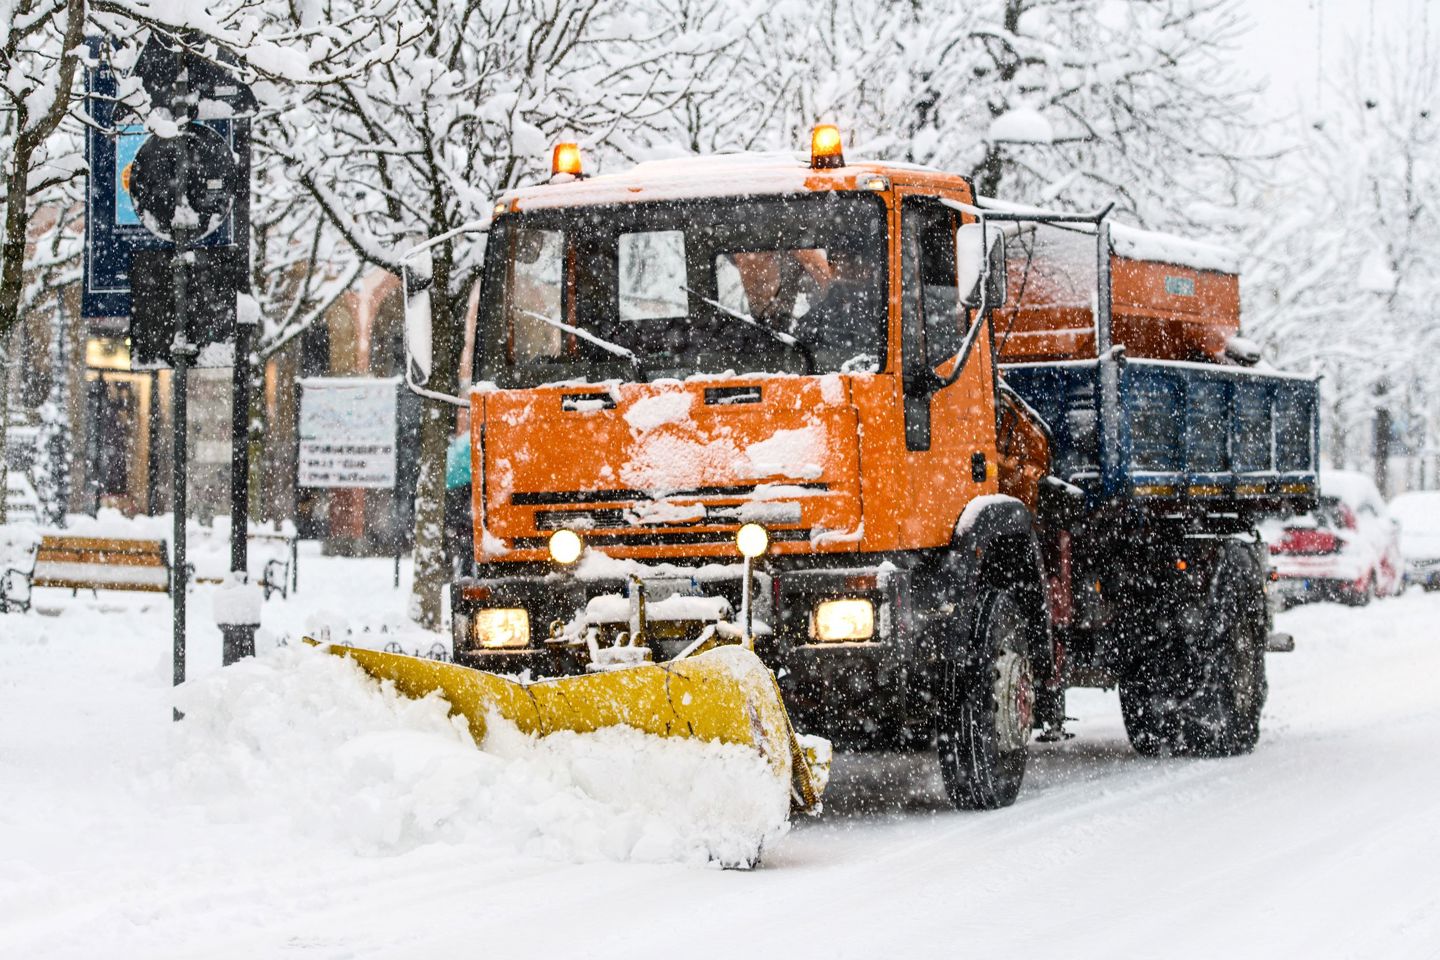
<box><xmin>168</xmin><ymin>645</ymin><xmax>789</xmax><ymax>867</ymax></box>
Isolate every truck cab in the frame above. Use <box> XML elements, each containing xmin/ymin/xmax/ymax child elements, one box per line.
<box><xmin>452</xmin><ymin>133</ymin><xmax>1048</xmax><ymax>738</ymax></box>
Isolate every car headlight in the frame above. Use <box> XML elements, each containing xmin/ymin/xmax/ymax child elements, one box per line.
<box><xmin>471</xmin><ymin>608</ymin><xmax>530</xmax><ymax>649</ymax></box>
<box><xmin>812</xmin><ymin>598</ymin><xmax>875</xmax><ymax>642</ymax></box>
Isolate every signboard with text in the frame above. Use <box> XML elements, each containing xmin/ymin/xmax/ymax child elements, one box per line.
<box><xmin>297</xmin><ymin>378</ymin><xmax>400</xmax><ymax>489</ymax></box>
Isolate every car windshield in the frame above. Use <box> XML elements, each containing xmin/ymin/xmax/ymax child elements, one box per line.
<box><xmin>476</xmin><ymin>192</ymin><xmax>888</xmax><ymax>386</ymax></box>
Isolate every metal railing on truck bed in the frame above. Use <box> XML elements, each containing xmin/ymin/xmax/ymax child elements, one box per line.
<box><xmin>1002</xmin><ymin>353</ymin><xmax>1320</xmax><ymax>516</ymax></box>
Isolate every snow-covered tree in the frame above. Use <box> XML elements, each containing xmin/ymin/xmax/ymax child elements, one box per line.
<box><xmin>1242</xmin><ymin>27</ymin><xmax>1438</xmax><ymax>488</ymax></box>
<box><xmin>668</xmin><ymin>0</ymin><xmax>1260</xmax><ymax>232</ymax></box>
<box><xmin>259</xmin><ymin>0</ymin><xmax>734</xmax><ymax>628</ymax></box>
<box><xmin>0</xmin><ymin>0</ymin><xmax>87</xmax><ymax>522</ymax></box>
<box><xmin>1</xmin><ymin>0</ymin><xmax>410</xmax><ymax>520</ymax></box>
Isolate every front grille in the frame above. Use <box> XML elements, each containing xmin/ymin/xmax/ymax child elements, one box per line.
<box><xmin>511</xmin><ymin>482</ymin><xmax>827</xmax><ymax>506</ymax></box>
<box><xmin>534</xmin><ymin>508</ymin><xmax>627</xmax><ymax>530</ymax></box>
<box><xmin>511</xmin><ymin>528</ymin><xmax>813</xmax><ymax>550</ymax></box>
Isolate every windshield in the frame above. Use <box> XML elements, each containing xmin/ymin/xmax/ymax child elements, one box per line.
<box><xmin>476</xmin><ymin>192</ymin><xmax>889</xmax><ymax>386</ymax></box>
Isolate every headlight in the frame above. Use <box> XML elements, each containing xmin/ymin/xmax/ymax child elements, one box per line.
<box><xmin>812</xmin><ymin>598</ymin><xmax>875</xmax><ymax>642</ymax></box>
<box><xmin>471</xmin><ymin>608</ymin><xmax>530</xmax><ymax>649</ymax></box>
<box><xmin>736</xmin><ymin>523</ymin><xmax>769</xmax><ymax>558</ymax></box>
<box><xmin>548</xmin><ymin>529</ymin><xmax>583</xmax><ymax>564</ymax></box>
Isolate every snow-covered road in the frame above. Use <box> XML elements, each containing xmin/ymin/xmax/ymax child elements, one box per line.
<box><xmin>3</xmin><ymin>556</ymin><xmax>1438</xmax><ymax>959</ymax></box>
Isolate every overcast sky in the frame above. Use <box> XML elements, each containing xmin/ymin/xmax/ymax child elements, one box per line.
<box><xmin>1238</xmin><ymin>0</ymin><xmax>1434</xmax><ymax>116</ymax></box>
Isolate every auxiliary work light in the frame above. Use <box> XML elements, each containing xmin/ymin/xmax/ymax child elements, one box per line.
<box><xmin>810</xmin><ymin>124</ymin><xmax>845</xmax><ymax>170</ymax></box>
<box><xmin>552</xmin><ymin>142</ymin><xmax>584</xmax><ymax>178</ymax></box>
<box><xmin>736</xmin><ymin>523</ymin><xmax>770</xmax><ymax>559</ymax></box>
<box><xmin>548</xmin><ymin>528</ymin><xmax>583</xmax><ymax>565</ymax></box>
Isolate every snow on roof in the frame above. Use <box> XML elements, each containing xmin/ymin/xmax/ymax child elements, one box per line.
<box><xmin>502</xmin><ymin>152</ymin><xmax>947</xmax><ymax>210</ymax></box>
<box><xmin>1389</xmin><ymin>490</ymin><xmax>1440</xmax><ymax>526</ymax></box>
<box><xmin>1109</xmin><ymin>223</ymin><xmax>1240</xmax><ymax>275</ymax></box>
<box><xmin>504</xmin><ymin>152</ymin><xmax>818</xmax><ymax>209</ymax></box>
<box><xmin>1320</xmin><ymin>469</ymin><xmax>1382</xmax><ymax>507</ymax></box>
<box><xmin>976</xmin><ymin>196</ymin><xmax>1241</xmax><ymax>274</ymax></box>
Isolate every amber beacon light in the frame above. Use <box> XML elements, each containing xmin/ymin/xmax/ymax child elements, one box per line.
<box><xmin>552</xmin><ymin>142</ymin><xmax>584</xmax><ymax>178</ymax></box>
<box><xmin>810</xmin><ymin>124</ymin><xmax>845</xmax><ymax>169</ymax></box>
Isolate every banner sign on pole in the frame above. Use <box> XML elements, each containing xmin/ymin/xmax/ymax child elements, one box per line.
<box><xmin>82</xmin><ymin>35</ymin><xmax>252</xmax><ymax>322</ymax></box>
<box><xmin>297</xmin><ymin>378</ymin><xmax>401</xmax><ymax>489</ymax></box>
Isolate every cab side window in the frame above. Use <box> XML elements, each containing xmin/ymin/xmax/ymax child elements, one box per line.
<box><xmin>901</xmin><ymin>198</ymin><xmax>963</xmax><ymax>371</ymax></box>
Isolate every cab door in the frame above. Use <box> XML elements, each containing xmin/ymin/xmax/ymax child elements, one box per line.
<box><xmin>894</xmin><ymin>191</ymin><xmax>1001</xmax><ymax>548</ymax></box>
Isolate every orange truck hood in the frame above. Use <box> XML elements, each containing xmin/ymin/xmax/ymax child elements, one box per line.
<box><xmin>476</xmin><ymin>376</ymin><xmax>864</xmax><ymax>561</ymax></box>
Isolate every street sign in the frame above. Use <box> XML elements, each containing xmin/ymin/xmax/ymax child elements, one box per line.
<box><xmin>129</xmin><ymin>123</ymin><xmax>241</xmax><ymax>242</ymax></box>
<box><xmin>129</xmin><ymin>246</ymin><xmax>246</xmax><ymax>368</ymax></box>
<box><xmin>298</xmin><ymin>379</ymin><xmax>402</xmax><ymax>489</ymax></box>
<box><xmin>133</xmin><ymin>31</ymin><xmax>259</xmax><ymax>121</ymax></box>
<box><xmin>82</xmin><ymin>36</ymin><xmax>251</xmax><ymax>320</ymax></box>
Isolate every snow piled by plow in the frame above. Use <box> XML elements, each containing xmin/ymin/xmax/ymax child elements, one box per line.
<box><xmin>168</xmin><ymin>645</ymin><xmax>789</xmax><ymax>867</ymax></box>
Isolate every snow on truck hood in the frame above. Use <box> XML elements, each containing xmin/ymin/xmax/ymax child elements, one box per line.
<box><xmin>478</xmin><ymin>375</ymin><xmax>865</xmax><ymax>557</ymax></box>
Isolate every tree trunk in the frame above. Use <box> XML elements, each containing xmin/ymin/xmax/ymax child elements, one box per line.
<box><xmin>408</xmin><ymin>245</ymin><xmax>461</xmax><ymax>630</ymax></box>
<box><xmin>247</xmin><ymin>351</ymin><xmax>267</xmax><ymax>521</ymax></box>
<box><xmin>0</xmin><ymin>334</ymin><xmax>9</xmax><ymax>523</ymax></box>
<box><xmin>0</xmin><ymin>0</ymin><xmax>88</xmax><ymax>522</ymax></box>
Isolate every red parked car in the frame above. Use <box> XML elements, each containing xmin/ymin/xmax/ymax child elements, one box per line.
<box><xmin>1265</xmin><ymin>470</ymin><xmax>1404</xmax><ymax>607</ymax></box>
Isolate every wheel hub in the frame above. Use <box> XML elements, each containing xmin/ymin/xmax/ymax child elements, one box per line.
<box><xmin>993</xmin><ymin>650</ymin><xmax>1035</xmax><ymax>753</ymax></box>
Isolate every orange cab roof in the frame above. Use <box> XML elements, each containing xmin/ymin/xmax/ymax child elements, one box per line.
<box><xmin>498</xmin><ymin>151</ymin><xmax>969</xmax><ymax>212</ymax></box>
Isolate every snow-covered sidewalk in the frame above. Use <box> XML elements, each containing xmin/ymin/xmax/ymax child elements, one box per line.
<box><xmin>2</xmin><ymin>556</ymin><xmax>1438</xmax><ymax>958</ymax></box>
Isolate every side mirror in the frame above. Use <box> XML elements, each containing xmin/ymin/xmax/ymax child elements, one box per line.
<box><xmin>956</xmin><ymin>223</ymin><xmax>1007</xmax><ymax>309</ymax></box>
<box><xmin>986</xmin><ymin>231</ymin><xmax>1007</xmax><ymax>306</ymax></box>
<box><xmin>401</xmin><ymin>248</ymin><xmax>434</xmax><ymax>387</ymax></box>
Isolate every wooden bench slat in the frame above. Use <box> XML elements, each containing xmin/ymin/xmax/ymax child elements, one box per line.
<box><xmin>30</xmin><ymin>578</ymin><xmax>170</xmax><ymax>593</ymax></box>
<box><xmin>38</xmin><ymin>536</ymin><xmax>166</xmax><ymax>555</ymax></box>
<box><xmin>35</xmin><ymin>550</ymin><xmax>169</xmax><ymax>568</ymax></box>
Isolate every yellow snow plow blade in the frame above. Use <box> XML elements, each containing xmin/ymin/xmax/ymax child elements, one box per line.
<box><xmin>309</xmin><ymin>641</ymin><xmax>828</xmax><ymax>811</ymax></box>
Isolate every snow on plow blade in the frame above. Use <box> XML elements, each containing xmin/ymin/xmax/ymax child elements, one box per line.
<box><xmin>310</xmin><ymin>641</ymin><xmax>829</xmax><ymax>813</ymax></box>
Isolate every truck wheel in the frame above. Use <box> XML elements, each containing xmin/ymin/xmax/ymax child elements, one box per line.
<box><xmin>1172</xmin><ymin>545</ymin><xmax>1267</xmax><ymax>757</ymax></box>
<box><xmin>937</xmin><ymin>588</ymin><xmax>1035</xmax><ymax>810</ymax></box>
<box><xmin>1119</xmin><ymin>683</ymin><xmax>1171</xmax><ymax>756</ymax></box>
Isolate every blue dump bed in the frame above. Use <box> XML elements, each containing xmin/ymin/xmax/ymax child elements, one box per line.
<box><xmin>1002</xmin><ymin>355</ymin><xmax>1320</xmax><ymax>516</ymax></box>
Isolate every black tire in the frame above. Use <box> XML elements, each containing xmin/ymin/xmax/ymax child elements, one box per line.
<box><xmin>1119</xmin><ymin>682</ymin><xmax>1170</xmax><ymax>756</ymax></box>
<box><xmin>936</xmin><ymin>588</ymin><xmax>1036</xmax><ymax>810</ymax></box>
<box><xmin>1341</xmin><ymin>575</ymin><xmax>1374</xmax><ymax>607</ymax></box>
<box><xmin>1171</xmin><ymin>543</ymin><xmax>1268</xmax><ymax>758</ymax></box>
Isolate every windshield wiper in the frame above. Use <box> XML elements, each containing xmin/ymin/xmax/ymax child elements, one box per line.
<box><xmin>518</xmin><ymin>308</ymin><xmax>645</xmax><ymax>378</ymax></box>
<box><xmin>681</xmin><ymin>285</ymin><xmax>815</xmax><ymax>374</ymax></box>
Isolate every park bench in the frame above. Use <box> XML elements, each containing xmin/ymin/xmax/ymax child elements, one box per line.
<box><xmin>189</xmin><ymin>529</ymin><xmax>298</xmax><ymax>599</ymax></box>
<box><xmin>1</xmin><ymin>534</ymin><xmax>172</xmax><ymax>612</ymax></box>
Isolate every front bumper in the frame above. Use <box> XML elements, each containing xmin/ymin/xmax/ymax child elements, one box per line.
<box><xmin>1270</xmin><ymin>573</ymin><xmax>1366</xmax><ymax>604</ymax></box>
<box><xmin>451</xmin><ymin>555</ymin><xmax>927</xmax><ymax>747</ymax></box>
<box><xmin>1404</xmin><ymin>556</ymin><xmax>1440</xmax><ymax>585</ymax></box>
<box><xmin>1269</xmin><ymin>552</ymin><xmax>1369</xmax><ymax>584</ymax></box>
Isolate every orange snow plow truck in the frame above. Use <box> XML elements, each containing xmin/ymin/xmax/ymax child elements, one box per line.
<box><xmin>374</xmin><ymin>126</ymin><xmax>1318</xmax><ymax>828</ymax></box>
